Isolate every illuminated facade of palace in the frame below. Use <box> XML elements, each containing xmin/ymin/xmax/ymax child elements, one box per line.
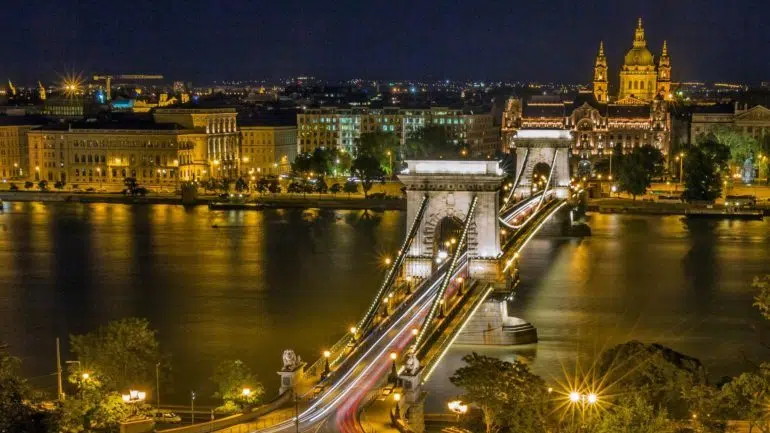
<box><xmin>502</xmin><ymin>18</ymin><xmax>672</xmax><ymax>161</ymax></box>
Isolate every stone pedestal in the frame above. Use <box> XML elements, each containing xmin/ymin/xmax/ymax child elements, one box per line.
<box><xmin>455</xmin><ymin>296</ymin><xmax>537</xmax><ymax>345</ymax></box>
<box><xmin>404</xmin><ymin>391</ymin><xmax>427</xmax><ymax>433</ymax></box>
<box><xmin>277</xmin><ymin>362</ymin><xmax>306</xmax><ymax>395</ymax></box>
<box><xmin>119</xmin><ymin>419</ymin><xmax>154</xmax><ymax>433</ymax></box>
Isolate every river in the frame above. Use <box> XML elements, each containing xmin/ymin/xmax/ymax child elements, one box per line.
<box><xmin>0</xmin><ymin>203</ymin><xmax>769</xmax><ymax>409</ymax></box>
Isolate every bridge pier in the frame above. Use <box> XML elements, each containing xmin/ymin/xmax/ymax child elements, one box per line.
<box><xmin>399</xmin><ymin>370</ymin><xmax>426</xmax><ymax>433</ymax></box>
<box><xmin>454</xmin><ymin>294</ymin><xmax>537</xmax><ymax>345</ymax></box>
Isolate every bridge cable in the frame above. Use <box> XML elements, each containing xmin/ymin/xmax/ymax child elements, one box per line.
<box><xmin>356</xmin><ymin>194</ymin><xmax>429</xmax><ymax>336</ymax></box>
<box><xmin>500</xmin><ymin>147</ymin><xmax>530</xmax><ymax>215</ymax></box>
<box><xmin>536</xmin><ymin>149</ymin><xmax>559</xmax><ymax>213</ymax></box>
<box><xmin>412</xmin><ymin>196</ymin><xmax>478</xmax><ymax>352</ymax></box>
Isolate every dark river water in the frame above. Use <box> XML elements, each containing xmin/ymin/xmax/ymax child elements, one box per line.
<box><xmin>1</xmin><ymin>202</ymin><xmax>769</xmax><ymax>410</ymax></box>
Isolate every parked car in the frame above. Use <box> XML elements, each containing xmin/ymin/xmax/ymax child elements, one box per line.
<box><xmin>152</xmin><ymin>411</ymin><xmax>181</xmax><ymax>423</ymax></box>
<box><xmin>85</xmin><ymin>187</ymin><xmax>96</xmax><ymax>193</ymax></box>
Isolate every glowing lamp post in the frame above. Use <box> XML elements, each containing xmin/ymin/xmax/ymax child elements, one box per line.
<box><xmin>121</xmin><ymin>389</ymin><xmax>147</xmax><ymax>418</ymax></box>
<box><xmin>321</xmin><ymin>350</ymin><xmax>331</xmax><ymax>380</ymax></box>
<box><xmin>389</xmin><ymin>352</ymin><xmax>398</xmax><ymax>381</ymax></box>
<box><xmin>393</xmin><ymin>392</ymin><xmax>402</xmax><ymax>418</ymax></box>
<box><xmin>448</xmin><ymin>400</ymin><xmax>468</xmax><ymax>422</ymax></box>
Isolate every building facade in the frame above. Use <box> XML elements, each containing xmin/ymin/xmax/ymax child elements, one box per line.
<box><xmin>0</xmin><ymin>117</ymin><xmax>42</xmax><ymax>180</ymax></box>
<box><xmin>240</xmin><ymin>123</ymin><xmax>297</xmax><ymax>176</ymax></box>
<box><xmin>297</xmin><ymin>106</ymin><xmax>499</xmax><ymax>156</ymax></box>
<box><xmin>690</xmin><ymin>103</ymin><xmax>770</xmax><ymax>141</ymax></box>
<box><xmin>153</xmin><ymin>108</ymin><xmax>240</xmax><ymax>180</ymax></box>
<box><xmin>502</xmin><ymin>19</ymin><xmax>672</xmax><ymax>161</ymax></box>
<box><xmin>27</xmin><ymin>121</ymin><xmax>186</xmax><ymax>188</ymax></box>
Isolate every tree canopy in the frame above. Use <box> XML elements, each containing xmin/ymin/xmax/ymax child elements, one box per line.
<box><xmin>69</xmin><ymin>317</ymin><xmax>161</xmax><ymax>392</ymax></box>
<box><xmin>450</xmin><ymin>352</ymin><xmax>552</xmax><ymax>433</ymax></box>
<box><xmin>616</xmin><ymin>145</ymin><xmax>664</xmax><ymax>199</ymax></box>
<box><xmin>683</xmin><ymin>137</ymin><xmax>730</xmax><ymax>202</ymax></box>
<box><xmin>211</xmin><ymin>359</ymin><xmax>264</xmax><ymax>413</ymax></box>
<box><xmin>403</xmin><ymin>125</ymin><xmax>461</xmax><ymax>159</ymax></box>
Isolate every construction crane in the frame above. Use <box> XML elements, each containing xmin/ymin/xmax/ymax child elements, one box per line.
<box><xmin>92</xmin><ymin>74</ymin><xmax>164</xmax><ymax>100</ymax></box>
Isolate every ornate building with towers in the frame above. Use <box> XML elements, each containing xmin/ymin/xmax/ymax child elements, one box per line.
<box><xmin>503</xmin><ymin>18</ymin><xmax>672</xmax><ymax>164</ymax></box>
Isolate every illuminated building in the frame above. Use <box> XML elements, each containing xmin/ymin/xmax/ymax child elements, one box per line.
<box><xmin>502</xmin><ymin>18</ymin><xmax>672</xmax><ymax>163</ymax></box>
<box><xmin>0</xmin><ymin>117</ymin><xmax>43</xmax><ymax>180</ymax></box>
<box><xmin>27</xmin><ymin>119</ymin><xmax>189</xmax><ymax>187</ymax></box>
<box><xmin>297</xmin><ymin>107</ymin><xmax>498</xmax><ymax>156</ymax></box>
<box><xmin>153</xmin><ymin>108</ymin><xmax>240</xmax><ymax>180</ymax></box>
<box><xmin>690</xmin><ymin>102</ymin><xmax>770</xmax><ymax>141</ymax></box>
<box><xmin>616</xmin><ymin>18</ymin><xmax>671</xmax><ymax>102</ymax></box>
<box><xmin>239</xmin><ymin>115</ymin><xmax>297</xmax><ymax>176</ymax></box>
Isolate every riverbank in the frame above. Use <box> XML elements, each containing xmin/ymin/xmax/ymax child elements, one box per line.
<box><xmin>0</xmin><ymin>191</ymin><xmax>406</xmax><ymax>210</ymax></box>
<box><xmin>587</xmin><ymin>197</ymin><xmax>768</xmax><ymax>217</ymax></box>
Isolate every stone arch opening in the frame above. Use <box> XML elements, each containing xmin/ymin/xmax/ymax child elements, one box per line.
<box><xmin>531</xmin><ymin>162</ymin><xmax>551</xmax><ymax>192</ymax></box>
<box><xmin>432</xmin><ymin>216</ymin><xmax>463</xmax><ymax>265</ymax></box>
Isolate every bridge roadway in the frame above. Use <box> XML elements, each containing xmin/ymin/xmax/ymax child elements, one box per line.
<box><xmin>249</xmin><ymin>193</ymin><xmax>562</xmax><ymax>433</ymax></box>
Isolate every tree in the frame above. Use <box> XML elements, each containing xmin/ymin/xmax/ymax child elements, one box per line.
<box><xmin>9</xmin><ymin>183</ymin><xmax>18</xmax><ymax>191</ymax></box>
<box><xmin>753</xmin><ymin>275</ymin><xmax>770</xmax><ymax>321</ymax></box>
<box><xmin>595</xmin><ymin>341</ymin><xmax>706</xmax><ymax>418</ymax></box>
<box><xmin>54</xmin><ymin>181</ymin><xmax>66</xmax><ymax>190</ymax></box>
<box><xmin>343</xmin><ymin>180</ymin><xmax>359</xmax><ymax>197</ymax></box>
<box><xmin>0</xmin><ymin>351</ymin><xmax>48</xmax><ymax>432</ymax></box>
<box><xmin>709</xmin><ymin>127</ymin><xmax>759</xmax><ymax>169</ymax></box>
<box><xmin>351</xmin><ymin>155</ymin><xmax>385</xmax><ymax>198</ymax></box>
<box><xmin>219</xmin><ymin>178</ymin><xmax>232</xmax><ymax>194</ymax></box>
<box><xmin>450</xmin><ymin>353</ymin><xmax>551</xmax><ymax>433</ymax></box>
<box><xmin>722</xmin><ymin>366</ymin><xmax>770</xmax><ymax>433</ymax></box>
<box><xmin>24</xmin><ymin>181</ymin><xmax>33</xmax><ymax>190</ymax></box>
<box><xmin>69</xmin><ymin>318</ymin><xmax>162</xmax><ymax>392</ymax></box>
<box><xmin>37</xmin><ymin>180</ymin><xmax>48</xmax><ymax>191</ymax></box>
<box><xmin>596</xmin><ymin>395</ymin><xmax>674</xmax><ymax>433</ymax></box>
<box><xmin>330</xmin><ymin>183</ymin><xmax>342</xmax><ymax>196</ymax></box>
<box><xmin>292</xmin><ymin>148</ymin><xmax>339</xmax><ymax>177</ymax></box>
<box><xmin>255</xmin><ymin>178</ymin><xmax>269</xmax><ymax>195</ymax></box>
<box><xmin>234</xmin><ymin>177</ymin><xmax>248</xmax><ymax>193</ymax></box>
<box><xmin>681</xmin><ymin>384</ymin><xmax>729</xmax><ymax>433</ymax></box>
<box><xmin>211</xmin><ymin>360</ymin><xmax>264</xmax><ymax>414</ymax></box>
<box><xmin>123</xmin><ymin>177</ymin><xmax>139</xmax><ymax>195</ymax></box>
<box><xmin>682</xmin><ymin>145</ymin><xmax>726</xmax><ymax>202</ymax></box>
<box><xmin>616</xmin><ymin>145</ymin><xmax>664</xmax><ymax>199</ymax></box>
<box><xmin>404</xmin><ymin>125</ymin><xmax>459</xmax><ymax>159</ymax></box>
<box><xmin>287</xmin><ymin>182</ymin><xmax>302</xmax><ymax>195</ymax></box>
<box><xmin>267</xmin><ymin>179</ymin><xmax>281</xmax><ymax>194</ymax></box>
<box><xmin>314</xmin><ymin>177</ymin><xmax>328</xmax><ymax>194</ymax></box>
<box><xmin>356</xmin><ymin>132</ymin><xmax>400</xmax><ymax>175</ymax></box>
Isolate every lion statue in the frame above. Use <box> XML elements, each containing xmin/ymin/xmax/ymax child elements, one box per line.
<box><xmin>282</xmin><ymin>349</ymin><xmax>299</xmax><ymax>371</ymax></box>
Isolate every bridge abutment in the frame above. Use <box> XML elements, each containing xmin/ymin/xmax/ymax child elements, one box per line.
<box><xmin>454</xmin><ymin>294</ymin><xmax>537</xmax><ymax>345</ymax></box>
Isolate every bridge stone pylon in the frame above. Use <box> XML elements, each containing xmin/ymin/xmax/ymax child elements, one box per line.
<box><xmin>511</xmin><ymin>129</ymin><xmax>572</xmax><ymax>199</ymax></box>
<box><xmin>398</xmin><ymin>160</ymin><xmax>504</xmax><ymax>283</ymax></box>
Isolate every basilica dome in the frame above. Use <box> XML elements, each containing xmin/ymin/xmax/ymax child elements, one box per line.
<box><xmin>624</xmin><ymin>46</ymin><xmax>654</xmax><ymax>67</ymax></box>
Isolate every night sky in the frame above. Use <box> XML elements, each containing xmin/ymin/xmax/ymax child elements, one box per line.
<box><xmin>5</xmin><ymin>0</ymin><xmax>770</xmax><ymax>85</ymax></box>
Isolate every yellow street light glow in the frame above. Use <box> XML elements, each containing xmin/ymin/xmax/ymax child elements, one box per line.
<box><xmin>393</xmin><ymin>392</ymin><xmax>401</xmax><ymax>402</ymax></box>
<box><xmin>587</xmin><ymin>393</ymin><xmax>598</xmax><ymax>404</ymax></box>
<box><xmin>384</xmin><ymin>257</ymin><xmax>392</xmax><ymax>265</ymax></box>
<box><xmin>390</xmin><ymin>352</ymin><xmax>397</xmax><ymax>360</ymax></box>
<box><xmin>569</xmin><ymin>391</ymin><xmax>580</xmax><ymax>402</ymax></box>
<box><xmin>82</xmin><ymin>373</ymin><xmax>90</xmax><ymax>380</ymax></box>
<box><xmin>242</xmin><ymin>388</ymin><xmax>251</xmax><ymax>396</ymax></box>
<box><xmin>350</xmin><ymin>326</ymin><xmax>357</xmax><ymax>334</ymax></box>
<box><xmin>411</xmin><ymin>328</ymin><xmax>418</xmax><ymax>336</ymax></box>
<box><xmin>323</xmin><ymin>350</ymin><xmax>331</xmax><ymax>358</ymax></box>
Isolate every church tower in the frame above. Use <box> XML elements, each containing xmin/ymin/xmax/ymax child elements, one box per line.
<box><xmin>618</xmin><ymin>18</ymin><xmax>658</xmax><ymax>102</ymax></box>
<box><xmin>657</xmin><ymin>40</ymin><xmax>672</xmax><ymax>99</ymax></box>
<box><xmin>593</xmin><ymin>41</ymin><xmax>608</xmax><ymax>103</ymax></box>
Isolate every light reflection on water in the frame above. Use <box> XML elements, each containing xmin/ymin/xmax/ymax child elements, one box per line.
<box><xmin>2</xmin><ymin>203</ymin><xmax>770</xmax><ymax>410</ymax></box>
<box><xmin>423</xmin><ymin>213</ymin><xmax>770</xmax><ymax>412</ymax></box>
<box><xmin>0</xmin><ymin>202</ymin><xmax>403</xmax><ymax>404</ymax></box>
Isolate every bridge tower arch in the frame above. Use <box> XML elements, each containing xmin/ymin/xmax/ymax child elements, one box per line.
<box><xmin>399</xmin><ymin>159</ymin><xmax>504</xmax><ymax>283</ymax></box>
<box><xmin>511</xmin><ymin>129</ymin><xmax>572</xmax><ymax>199</ymax></box>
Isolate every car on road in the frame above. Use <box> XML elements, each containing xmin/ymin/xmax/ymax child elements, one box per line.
<box><xmin>152</xmin><ymin>411</ymin><xmax>182</xmax><ymax>423</ymax></box>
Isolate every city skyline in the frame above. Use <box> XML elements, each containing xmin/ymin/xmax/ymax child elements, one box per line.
<box><xmin>4</xmin><ymin>0</ymin><xmax>770</xmax><ymax>85</ymax></box>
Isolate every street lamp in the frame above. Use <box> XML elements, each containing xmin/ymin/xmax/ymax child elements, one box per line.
<box><xmin>122</xmin><ymin>389</ymin><xmax>147</xmax><ymax>418</ymax></box>
<box><xmin>393</xmin><ymin>392</ymin><xmax>402</xmax><ymax>418</ymax></box>
<box><xmin>384</xmin><ymin>257</ymin><xmax>392</xmax><ymax>266</ymax></box>
<box><xmin>190</xmin><ymin>391</ymin><xmax>196</xmax><ymax>425</ymax></box>
<box><xmin>456</xmin><ymin>277</ymin><xmax>465</xmax><ymax>296</ymax></box>
<box><xmin>447</xmin><ymin>400</ymin><xmax>468</xmax><ymax>422</ymax></box>
<box><xmin>675</xmin><ymin>152</ymin><xmax>685</xmax><ymax>185</ymax></box>
<box><xmin>389</xmin><ymin>352</ymin><xmax>398</xmax><ymax>380</ymax></box>
<box><xmin>242</xmin><ymin>388</ymin><xmax>252</xmax><ymax>397</ymax></box>
<box><xmin>321</xmin><ymin>350</ymin><xmax>332</xmax><ymax>380</ymax></box>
